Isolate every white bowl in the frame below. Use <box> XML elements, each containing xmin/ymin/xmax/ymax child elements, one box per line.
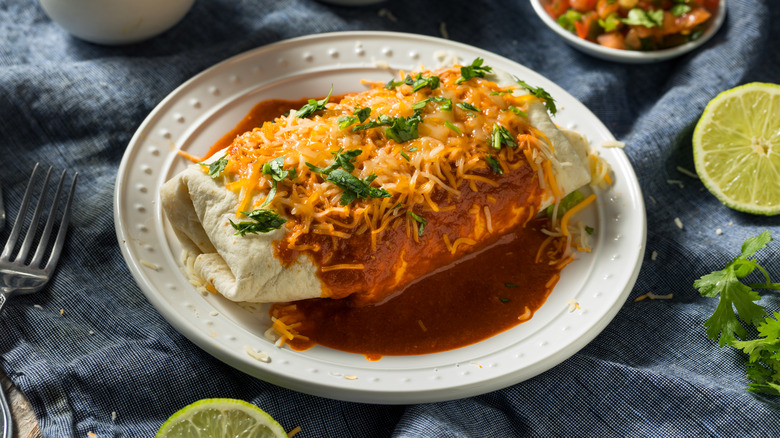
<box><xmin>39</xmin><ymin>0</ymin><xmax>195</xmax><ymax>45</ymax></box>
<box><xmin>530</xmin><ymin>0</ymin><xmax>727</xmax><ymax>63</ymax></box>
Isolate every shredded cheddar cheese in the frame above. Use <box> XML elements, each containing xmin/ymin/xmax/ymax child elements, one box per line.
<box><xmin>214</xmin><ymin>65</ymin><xmax>558</xmax><ymax>251</ymax></box>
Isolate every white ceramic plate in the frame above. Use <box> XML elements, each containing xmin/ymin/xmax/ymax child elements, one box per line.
<box><xmin>531</xmin><ymin>0</ymin><xmax>727</xmax><ymax>63</ymax></box>
<box><xmin>114</xmin><ymin>31</ymin><xmax>646</xmax><ymax>404</ymax></box>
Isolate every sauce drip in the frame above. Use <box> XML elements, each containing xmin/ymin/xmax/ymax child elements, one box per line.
<box><xmin>283</xmin><ymin>218</ymin><xmax>559</xmax><ymax>360</ymax></box>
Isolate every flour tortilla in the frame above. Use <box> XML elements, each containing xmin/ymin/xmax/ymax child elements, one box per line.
<box><xmin>160</xmin><ymin>69</ymin><xmax>592</xmax><ymax>304</ymax></box>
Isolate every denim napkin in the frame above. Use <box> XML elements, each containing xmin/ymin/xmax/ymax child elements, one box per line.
<box><xmin>1</xmin><ymin>0</ymin><xmax>779</xmax><ymax>436</ymax></box>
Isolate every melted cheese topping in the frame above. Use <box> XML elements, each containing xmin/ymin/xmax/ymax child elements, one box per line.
<box><xmin>216</xmin><ymin>65</ymin><xmax>558</xmax><ymax>251</ymax></box>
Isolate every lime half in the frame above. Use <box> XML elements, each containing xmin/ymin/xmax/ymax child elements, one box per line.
<box><xmin>156</xmin><ymin>398</ymin><xmax>288</xmax><ymax>438</ymax></box>
<box><xmin>693</xmin><ymin>82</ymin><xmax>780</xmax><ymax>215</ymax></box>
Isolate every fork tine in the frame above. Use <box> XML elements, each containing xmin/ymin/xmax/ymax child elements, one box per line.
<box><xmin>41</xmin><ymin>171</ymin><xmax>77</xmax><ymax>273</ymax></box>
<box><xmin>15</xmin><ymin>165</ymin><xmax>53</xmax><ymax>264</ymax></box>
<box><xmin>1</xmin><ymin>163</ymin><xmax>42</xmax><ymax>260</ymax></box>
<box><xmin>30</xmin><ymin>169</ymin><xmax>68</xmax><ymax>267</ymax></box>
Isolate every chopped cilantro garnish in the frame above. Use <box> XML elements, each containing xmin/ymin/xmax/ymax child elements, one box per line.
<box><xmin>457</xmin><ymin>102</ymin><xmax>481</xmax><ymax>113</ymax></box>
<box><xmin>504</xmin><ymin>284</ymin><xmax>519</xmax><ymax>288</ymax></box>
<box><xmin>489</xmin><ymin>124</ymin><xmax>517</xmax><ymax>149</ymax></box>
<box><xmin>445</xmin><ymin>121</ymin><xmax>462</xmax><ymax>136</ymax></box>
<box><xmin>490</xmin><ymin>90</ymin><xmax>513</xmax><ymax>96</ymax></box>
<box><xmin>557</xmin><ymin>9</ymin><xmax>583</xmax><ymax>33</ymax></box>
<box><xmin>384</xmin><ymin>111</ymin><xmax>422</xmax><ymax>143</ymax></box>
<box><xmin>406</xmin><ymin>72</ymin><xmax>440</xmax><ymax>92</ymax></box>
<box><xmin>517</xmin><ymin>80</ymin><xmax>557</xmax><ymax>115</ymax></box>
<box><xmin>354</xmin><ymin>111</ymin><xmax>423</xmax><ymax>144</ymax></box>
<box><xmin>413</xmin><ymin>96</ymin><xmax>452</xmax><ymax>112</ymax></box>
<box><xmin>408</xmin><ymin>211</ymin><xmax>427</xmax><ymax>236</ymax></box>
<box><xmin>260</xmin><ymin>156</ymin><xmax>297</xmax><ymax>207</ymax></box>
<box><xmin>485</xmin><ymin>154</ymin><xmax>503</xmax><ymax>175</ymax></box>
<box><xmin>505</xmin><ymin>106</ymin><xmax>527</xmax><ymax>117</ymax></box>
<box><xmin>544</xmin><ymin>190</ymin><xmax>585</xmax><ymax>217</ymax></box>
<box><xmin>622</xmin><ymin>8</ymin><xmax>664</xmax><ymax>28</ymax></box>
<box><xmin>230</xmin><ymin>209</ymin><xmax>286</xmax><ymax>236</ymax></box>
<box><xmin>202</xmin><ymin>156</ymin><xmax>228</xmax><ymax>178</ymax></box>
<box><xmin>585</xmin><ymin>225</ymin><xmax>595</xmax><ymax>235</ymax></box>
<box><xmin>306</xmin><ymin>148</ymin><xmax>362</xmax><ymax>175</ymax></box>
<box><xmin>499</xmin><ymin>297</ymin><xmax>512</xmax><ymax>303</ymax></box>
<box><xmin>338</xmin><ymin>107</ymin><xmax>372</xmax><ymax>129</ymax></box>
<box><xmin>598</xmin><ymin>13</ymin><xmax>622</xmax><ymax>32</ymax></box>
<box><xmin>408</xmin><ymin>147</ymin><xmax>418</xmax><ymax>152</ymax></box>
<box><xmin>295</xmin><ymin>87</ymin><xmax>333</xmax><ymax>118</ymax></box>
<box><xmin>694</xmin><ymin>231</ymin><xmax>780</xmax><ymax>395</ymax></box>
<box><xmin>670</xmin><ymin>3</ymin><xmax>691</xmax><ymax>16</ymax></box>
<box><xmin>400</xmin><ymin>151</ymin><xmax>410</xmax><ymax>161</ymax></box>
<box><xmin>456</xmin><ymin>58</ymin><xmax>492</xmax><ymax>84</ymax></box>
<box><xmin>386</xmin><ymin>73</ymin><xmax>440</xmax><ymax>92</ymax></box>
<box><xmin>385</xmin><ymin>78</ymin><xmax>405</xmax><ymax>89</ymax></box>
<box><xmin>326</xmin><ymin>168</ymin><xmax>391</xmax><ymax>206</ymax></box>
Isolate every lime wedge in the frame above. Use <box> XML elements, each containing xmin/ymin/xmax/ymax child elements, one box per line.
<box><xmin>692</xmin><ymin>82</ymin><xmax>780</xmax><ymax>216</ymax></box>
<box><xmin>156</xmin><ymin>398</ymin><xmax>288</xmax><ymax>438</ymax></box>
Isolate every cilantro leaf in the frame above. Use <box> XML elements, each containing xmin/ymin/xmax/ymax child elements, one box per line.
<box><xmin>408</xmin><ymin>211</ymin><xmax>427</xmax><ymax>236</ymax></box>
<box><xmin>413</xmin><ymin>96</ymin><xmax>452</xmax><ymax>112</ymax></box>
<box><xmin>202</xmin><ymin>156</ymin><xmax>228</xmax><ymax>178</ymax></box>
<box><xmin>544</xmin><ymin>190</ymin><xmax>585</xmax><ymax>217</ymax></box>
<box><xmin>326</xmin><ymin>168</ymin><xmax>391</xmax><ymax>206</ymax></box>
<box><xmin>489</xmin><ymin>124</ymin><xmax>518</xmax><ymax>149</ymax></box>
<box><xmin>445</xmin><ymin>121</ymin><xmax>462</xmax><ymax>136</ymax></box>
<box><xmin>622</xmin><ymin>8</ymin><xmax>664</xmax><ymax>28</ymax></box>
<box><xmin>354</xmin><ymin>111</ymin><xmax>423</xmax><ymax>144</ymax></box>
<box><xmin>230</xmin><ymin>209</ymin><xmax>286</xmax><ymax>236</ymax></box>
<box><xmin>505</xmin><ymin>105</ymin><xmax>527</xmax><ymax>117</ymax></box>
<box><xmin>694</xmin><ymin>231</ymin><xmax>773</xmax><ymax>346</ymax></box>
<box><xmin>731</xmin><ymin>312</ymin><xmax>780</xmax><ymax>395</ymax></box>
<box><xmin>557</xmin><ymin>9</ymin><xmax>583</xmax><ymax>33</ymax></box>
<box><xmin>457</xmin><ymin>102</ymin><xmax>481</xmax><ymax>113</ymax></box>
<box><xmin>384</xmin><ymin>111</ymin><xmax>422</xmax><ymax>143</ymax></box>
<box><xmin>260</xmin><ymin>156</ymin><xmax>296</xmax><ymax>207</ymax></box>
<box><xmin>456</xmin><ymin>58</ymin><xmax>493</xmax><ymax>84</ymax></box>
<box><xmin>385</xmin><ymin>78</ymin><xmax>405</xmax><ymax>89</ymax></box>
<box><xmin>694</xmin><ymin>231</ymin><xmax>780</xmax><ymax>395</ymax></box>
<box><xmin>516</xmin><ymin>80</ymin><xmax>558</xmax><ymax>115</ymax></box>
<box><xmin>485</xmin><ymin>154</ymin><xmax>503</xmax><ymax>175</ymax></box>
<box><xmin>295</xmin><ymin>87</ymin><xmax>333</xmax><ymax>118</ymax></box>
<box><xmin>670</xmin><ymin>4</ymin><xmax>691</xmax><ymax>16</ymax></box>
<box><xmin>338</xmin><ymin>107</ymin><xmax>372</xmax><ymax>129</ymax></box>
<box><xmin>406</xmin><ymin>72</ymin><xmax>441</xmax><ymax>92</ymax></box>
<box><xmin>306</xmin><ymin>149</ymin><xmax>363</xmax><ymax>175</ymax></box>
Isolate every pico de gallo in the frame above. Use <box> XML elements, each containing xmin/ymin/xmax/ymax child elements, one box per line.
<box><xmin>540</xmin><ymin>0</ymin><xmax>721</xmax><ymax>51</ymax></box>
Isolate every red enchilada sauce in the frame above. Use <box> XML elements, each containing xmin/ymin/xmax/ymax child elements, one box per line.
<box><xmin>217</xmin><ymin>97</ymin><xmax>569</xmax><ymax>360</ymax></box>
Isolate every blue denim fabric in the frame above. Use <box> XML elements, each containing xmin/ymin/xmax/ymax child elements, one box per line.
<box><xmin>1</xmin><ymin>0</ymin><xmax>779</xmax><ymax>436</ymax></box>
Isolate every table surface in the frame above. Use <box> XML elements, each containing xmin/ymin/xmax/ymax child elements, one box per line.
<box><xmin>1</xmin><ymin>372</ymin><xmax>39</xmax><ymax>438</ymax></box>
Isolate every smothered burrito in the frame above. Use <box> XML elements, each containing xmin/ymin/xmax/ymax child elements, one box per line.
<box><xmin>162</xmin><ymin>59</ymin><xmax>606</xmax><ymax>319</ymax></box>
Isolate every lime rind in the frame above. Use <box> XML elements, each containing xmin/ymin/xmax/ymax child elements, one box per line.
<box><xmin>156</xmin><ymin>398</ymin><xmax>287</xmax><ymax>438</ymax></box>
<box><xmin>693</xmin><ymin>82</ymin><xmax>780</xmax><ymax>216</ymax></box>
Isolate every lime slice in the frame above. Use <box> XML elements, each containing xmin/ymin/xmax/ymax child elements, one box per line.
<box><xmin>156</xmin><ymin>398</ymin><xmax>288</xmax><ymax>438</ymax></box>
<box><xmin>692</xmin><ymin>82</ymin><xmax>780</xmax><ymax>216</ymax></box>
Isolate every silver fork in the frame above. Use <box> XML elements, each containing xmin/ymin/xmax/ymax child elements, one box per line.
<box><xmin>0</xmin><ymin>163</ymin><xmax>78</xmax><ymax>312</ymax></box>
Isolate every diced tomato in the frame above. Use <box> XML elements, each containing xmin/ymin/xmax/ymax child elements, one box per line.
<box><xmin>702</xmin><ymin>0</ymin><xmax>720</xmax><ymax>9</ymax></box>
<box><xmin>661</xmin><ymin>11</ymin><xmax>682</xmax><ymax>36</ymax></box>
<box><xmin>677</xmin><ymin>8</ymin><xmax>712</xmax><ymax>32</ymax></box>
<box><xmin>542</xmin><ymin>0</ymin><xmax>571</xmax><ymax>18</ymax></box>
<box><xmin>624</xmin><ymin>28</ymin><xmax>643</xmax><ymax>50</ymax></box>
<box><xmin>597</xmin><ymin>32</ymin><xmax>627</xmax><ymax>50</ymax></box>
<box><xmin>596</xmin><ymin>0</ymin><xmax>619</xmax><ymax>18</ymax></box>
<box><xmin>569</xmin><ymin>0</ymin><xmax>597</xmax><ymax>13</ymax></box>
<box><xmin>574</xmin><ymin>11</ymin><xmax>600</xmax><ymax>41</ymax></box>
